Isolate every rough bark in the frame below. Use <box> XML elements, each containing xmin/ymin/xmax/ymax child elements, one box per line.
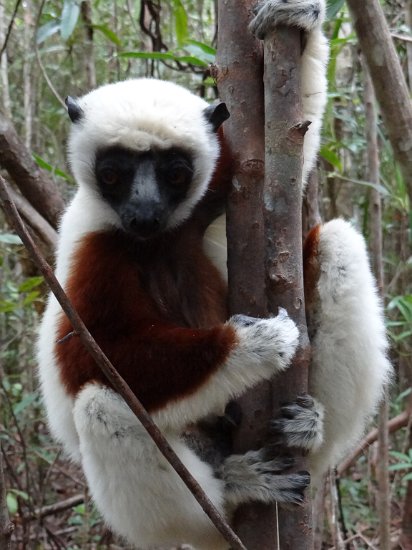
<box><xmin>216</xmin><ymin>4</ymin><xmax>311</xmax><ymax>547</ymax></box>
<box><xmin>346</xmin><ymin>0</ymin><xmax>412</xmax><ymax>205</ymax></box>
<box><xmin>215</xmin><ymin>0</ymin><xmax>268</xmax><ymax>453</ymax></box>
<box><xmin>0</xmin><ymin>113</ymin><xmax>65</xmax><ymax>228</ymax></box>
<box><xmin>262</xmin><ymin>25</ymin><xmax>312</xmax><ymax>550</ymax></box>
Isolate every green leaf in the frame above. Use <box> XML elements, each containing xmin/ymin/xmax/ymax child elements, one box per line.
<box><xmin>390</xmin><ymin>451</ymin><xmax>411</xmax><ymax>461</ymax></box>
<box><xmin>183</xmin><ymin>42</ymin><xmax>215</xmax><ymax>64</ymax></box>
<box><xmin>7</xmin><ymin>492</ymin><xmax>18</xmax><ymax>515</ymax></box>
<box><xmin>327</xmin><ymin>0</ymin><xmax>346</xmax><ymax>20</ymax></box>
<box><xmin>33</xmin><ymin>154</ymin><xmax>73</xmax><ymax>183</ymax></box>
<box><xmin>13</xmin><ymin>393</ymin><xmax>38</xmax><ymax>416</ymax></box>
<box><xmin>60</xmin><ymin>0</ymin><xmax>80</xmax><ymax>41</ymax></box>
<box><xmin>22</xmin><ymin>291</ymin><xmax>40</xmax><ymax>306</ymax></box>
<box><xmin>9</xmin><ymin>489</ymin><xmax>29</xmax><ymax>501</ymax></box>
<box><xmin>319</xmin><ymin>146</ymin><xmax>343</xmax><ymax>172</ymax></box>
<box><xmin>119</xmin><ymin>51</ymin><xmax>176</xmax><ymax>61</ymax></box>
<box><xmin>0</xmin><ymin>233</ymin><xmax>22</xmax><ymax>245</ymax></box>
<box><xmin>176</xmin><ymin>55</ymin><xmax>208</xmax><ymax>67</ymax></box>
<box><xmin>36</xmin><ymin>20</ymin><xmax>61</xmax><ymax>45</ymax></box>
<box><xmin>171</xmin><ymin>0</ymin><xmax>188</xmax><ymax>47</ymax></box>
<box><xmin>92</xmin><ymin>24</ymin><xmax>122</xmax><ymax>46</ymax></box>
<box><xmin>118</xmin><ymin>51</ymin><xmax>207</xmax><ymax>66</ymax></box>
<box><xmin>403</xmin><ymin>472</ymin><xmax>412</xmax><ymax>482</ymax></box>
<box><xmin>389</xmin><ymin>463</ymin><xmax>412</xmax><ymax>471</ymax></box>
<box><xmin>185</xmin><ymin>39</ymin><xmax>216</xmax><ymax>56</ymax></box>
<box><xmin>0</xmin><ymin>301</ymin><xmax>17</xmax><ymax>313</ymax></box>
<box><xmin>328</xmin><ymin>173</ymin><xmax>390</xmax><ymax>196</ymax></box>
<box><xmin>18</xmin><ymin>276</ymin><xmax>44</xmax><ymax>293</ymax></box>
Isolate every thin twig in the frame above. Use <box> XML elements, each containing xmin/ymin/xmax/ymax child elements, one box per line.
<box><xmin>24</xmin><ymin>494</ymin><xmax>84</xmax><ymax>521</ymax></box>
<box><xmin>34</xmin><ymin>0</ymin><xmax>66</xmax><ymax>109</ymax></box>
<box><xmin>337</xmin><ymin>410</ymin><xmax>410</xmax><ymax>475</ymax></box>
<box><xmin>391</xmin><ymin>32</ymin><xmax>412</xmax><ymax>43</ymax></box>
<box><xmin>0</xmin><ymin>174</ymin><xmax>247</xmax><ymax>550</ymax></box>
<box><xmin>0</xmin><ymin>0</ymin><xmax>22</xmax><ymax>58</ymax></box>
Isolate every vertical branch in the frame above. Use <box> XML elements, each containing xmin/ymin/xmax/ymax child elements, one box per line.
<box><xmin>23</xmin><ymin>0</ymin><xmax>33</xmax><ymax>149</ymax></box>
<box><xmin>80</xmin><ymin>1</ymin><xmax>96</xmax><ymax>90</ymax></box>
<box><xmin>346</xmin><ymin>0</ymin><xmax>412</xmax><ymax>205</ymax></box>
<box><xmin>364</xmin><ymin>63</ymin><xmax>391</xmax><ymax>550</ymax></box>
<box><xmin>216</xmin><ymin>3</ymin><xmax>311</xmax><ymax>546</ymax></box>
<box><xmin>0</xmin><ymin>0</ymin><xmax>12</xmax><ymax>118</ymax></box>
<box><xmin>263</xmin><ymin>25</ymin><xmax>312</xmax><ymax>549</ymax></box>
<box><xmin>215</xmin><ymin>0</ymin><xmax>268</xmax><ymax>456</ymax></box>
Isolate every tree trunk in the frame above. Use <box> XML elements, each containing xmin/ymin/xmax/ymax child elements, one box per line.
<box><xmin>0</xmin><ymin>113</ymin><xmax>65</xmax><ymax>228</ymax></box>
<box><xmin>346</xmin><ymin>0</ymin><xmax>412</xmax><ymax>205</ymax></box>
<box><xmin>0</xmin><ymin>451</ymin><xmax>13</xmax><ymax>550</ymax></box>
<box><xmin>216</xmin><ymin>3</ymin><xmax>311</xmax><ymax>548</ymax></box>
<box><xmin>364</xmin><ymin>64</ymin><xmax>391</xmax><ymax>550</ymax></box>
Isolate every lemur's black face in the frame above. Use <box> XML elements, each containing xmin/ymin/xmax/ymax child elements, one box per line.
<box><xmin>95</xmin><ymin>146</ymin><xmax>194</xmax><ymax>239</ymax></box>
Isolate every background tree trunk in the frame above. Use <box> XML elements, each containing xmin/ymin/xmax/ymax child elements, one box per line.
<box><xmin>364</xmin><ymin>64</ymin><xmax>391</xmax><ymax>550</ymax></box>
<box><xmin>346</xmin><ymin>0</ymin><xmax>412</xmax><ymax>205</ymax></box>
<box><xmin>0</xmin><ymin>450</ymin><xmax>13</xmax><ymax>550</ymax></box>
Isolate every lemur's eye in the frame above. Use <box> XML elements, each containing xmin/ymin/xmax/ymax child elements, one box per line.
<box><xmin>100</xmin><ymin>169</ymin><xmax>118</xmax><ymax>186</ymax></box>
<box><xmin>169</xmin><ymin>166</ymin><xmax>190</xmax><ymax>186</ymax></box>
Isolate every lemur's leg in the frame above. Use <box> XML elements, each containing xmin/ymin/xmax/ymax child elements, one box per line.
<box><xmin>250</xmin><ymin>0</ymin><xmax>329</xmax><ymax>185</ymax></box>
<box><xmin>304</xmin><ymin>220</ymin><xmax>392</xmax><ymax>481</ymax></box>
<box><xmin>73</xmin><ymin>384</ymin><xmax>228</xmax><ymax>550</ymax></box>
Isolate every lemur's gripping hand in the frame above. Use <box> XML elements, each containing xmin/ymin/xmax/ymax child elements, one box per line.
<box><xmin>250</xmin><ymin>0</ymin><xmax>326</xmax><ymax>39</ymax></box>
<box><xmin>228</xmin><ymin>308</ymin><xmax>299</xmax><ymax>379</ymax></box>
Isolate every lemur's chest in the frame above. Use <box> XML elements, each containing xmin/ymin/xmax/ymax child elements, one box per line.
<box><xmin>139</xmin><ymin>238</ymin><xmax>228</xmax><ymax>329</ymax></box>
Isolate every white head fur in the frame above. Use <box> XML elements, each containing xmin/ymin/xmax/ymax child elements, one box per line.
<box><xmin>67</xmin><ymin>78</ymin><xmax>221</xmax><ymax>229</ymax></box>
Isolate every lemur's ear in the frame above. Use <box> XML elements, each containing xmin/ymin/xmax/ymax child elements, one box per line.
<box><xmin>65</xmin><ymin>96</ymin><xmax>84</xmax><ymax>123</ymax></box>
<box><xmin>204</xmin><ymin>102</ymin><xmax>230</xmax><ymax>132</ymax></box>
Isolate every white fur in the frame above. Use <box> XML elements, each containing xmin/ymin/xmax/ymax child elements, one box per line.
<box><xmin>68</xmin><ymin>78</ymin><xmax>220</xmax><ymax>229</ymax></box>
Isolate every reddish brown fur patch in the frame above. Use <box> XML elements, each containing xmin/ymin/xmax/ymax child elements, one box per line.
<box><xmin>303</xmin><ymin>224</ymin><xmax>322</xmax><ymax>334</ymax></box>
<box><xmin>55</xmin><ymin>228</ymin><xmax>236</xmax><ymax>413</ymax></box>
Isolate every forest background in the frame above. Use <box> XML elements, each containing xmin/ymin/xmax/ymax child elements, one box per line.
<box><xmin>0</xmin><ymin>0</ymin><xmax>411</xmax><ymax>548</ymax></box>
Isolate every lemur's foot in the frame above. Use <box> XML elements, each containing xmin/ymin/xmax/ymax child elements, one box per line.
<box><xmin>250</xmin><ymin>0</ymin><xmax>326</xmax><ymax>39</ymax></box>
<box><xmin>222</xmin><ymin>449</ymin><xmax>310</xmax><ymax>507</ymax></box>
<box><xmin>270</xmin><ymin>394</ymin><xmax>324</xmax><ymax>452</ymax></box>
